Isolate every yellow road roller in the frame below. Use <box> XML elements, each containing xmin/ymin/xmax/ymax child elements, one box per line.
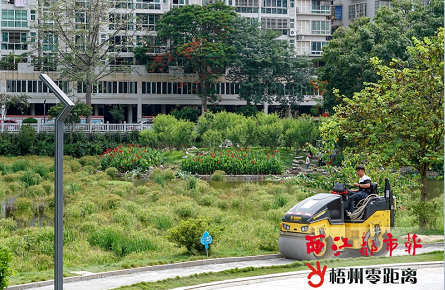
<box><xmin>279</xmin><ymin>178</ymin><xmax>394</xmax><ymax>260</ymax></box>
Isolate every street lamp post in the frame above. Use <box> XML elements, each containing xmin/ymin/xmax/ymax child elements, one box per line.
<box><xmin>43</xmin><ymin>99</ymin><xmax>46</xmax><ymax>124</ymax></box>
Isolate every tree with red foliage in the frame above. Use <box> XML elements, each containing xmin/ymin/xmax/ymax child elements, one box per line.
<box><xmin>149</xmin><ymin>3</ymin><xmax>238</xmax><ymax>114</ymax></box>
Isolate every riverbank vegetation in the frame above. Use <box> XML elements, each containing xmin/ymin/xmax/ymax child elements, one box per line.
<box><xmin>0</xmin><ymin>154</ymin><xmax>441</xmax><ymax>286</ymax></box>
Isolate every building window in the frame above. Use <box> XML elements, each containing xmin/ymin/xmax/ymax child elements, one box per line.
<box><xmin>311</xmin><ymin>20</ymin><xmax>329</xmax><ymax>34</ymax></box>
<box><xmin>261</xmin><ymin>0</ymin><xmax>287</xmax><ymax>13</ymax></box>
<box><xmin>348</xmin><ymin>5</ymin><xmax>355</xmax><ymax>19</ymax></box>
<box><xmin>2</xmin><ymin>32</ymin><xmax>27</xmax><ymax>50</ymax></box>
<box><xmin>43</xmin><ymin>33</ymin><xmax>58</xmax><ymax>51</ymax></box>
<box><xmin>356</xmin><ymin>3</ymin><xmax>366</xmax><ymax>17</ymax></box>
<box><xmin>112</xmin><ymin>0</ymin><xmax>133</xmax><ymax>9</ymax></box>
<box><xmin>109</xmin><ymin>13</ymin><xmax>134</xmax><ymax>30</ymax></box>
<box><xmin>311</xmin><ymin>0</ymin><xmax>330</xmax><ymax>14</ymax></box>
<box><xmin>349</xmin><ymin>3</ymin><xmax>366</xmax><ymax>19</ymax></box>
<box><xmin>79</xmin><ymin>81</ymin><xmax>136</xmax><ymax>94</ymax></box>
<box><xmin>136</xmin><ymin>0</ymin><xmax>161</xmax><ymax>10</ymax></box>
<box><xmin>172</xmin><ymin>0</ymin><xmax>189</xmax><ymax>7</ymax></box>
<box><xmin>6</xmin><ymin>80</ymin><xmax>68</xmax><ymax>93</ymax></box>
<box><xmin>235</xmin><ymin>0</ymin><xmax>259</xmax><ymax>13</ymax></box>
<box><xmin>136</xmin><ymin>14</ymin><xmax>159</xmax><ymax>31</ymax></box>
<box><xmin>374</xmin><ymin>1</ymin><xmax>390</xmax><ymax>15</ymax></box>
<box><xmin>311</xmin><ymin>41</ymin><xmax>327</xmax><ymax>55</ymax></box>
<box><xmin>109</xmin><ymin>36</ymin><xmax>132</xmax><ymax>52</ymax></box>
<box><xmin>261</xmin><ymin>18</ymin><xmax>288</xmax><ymax>35</ymax></box>
<box><xmin>296</xmin><ymin>41</ymin><xmax>310</xmax><ymax>55</ymax></box>
<box><xmin>1</xmin><ymin>10</ymin><xmax>27</xmax><ymax>28</ymax></box>
<box><xmin>296</xmin><ymin>20</ymin><xmax>310</xmax><ymax>34</ymax></box>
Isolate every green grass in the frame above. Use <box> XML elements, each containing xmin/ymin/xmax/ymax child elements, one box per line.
<box><xmin>161</xmin><ymin>150</ymin><xmax>186</xmax><ymax>165</ymax></box>
<box><xmin>114</xmin><ymin>251</ymin><xmax>444</xmax><ymax>290</ymax></box>
<box><xmin>0</xmin><ymin>154</ymin><xmax>442</xmax><ymax>287</ymax></box>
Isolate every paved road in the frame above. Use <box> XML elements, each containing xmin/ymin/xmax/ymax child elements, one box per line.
<box><xmin>7</xmin><ymin>243</ymin><xmax>443</xmax><ymax>290</ymax></box>
<box><xmin>174</xmin><ymin>264</ymin><xmax>444</xmax><ymax>290</ymax></box>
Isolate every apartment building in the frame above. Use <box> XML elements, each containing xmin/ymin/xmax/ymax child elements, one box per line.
<box><xmin>330</xmin><ymin>0</ymin><xmax>390</xmax><ymax>29</ymax></box>
<box><xmin>0</xmin><ymin>0</ymin><xmax>326</xmax><ymax>122</ymax></box>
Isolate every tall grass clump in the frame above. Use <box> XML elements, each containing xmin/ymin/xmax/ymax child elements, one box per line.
<box><xmin>0</xmin><ymin>163</ymin><xmax>11</xmax><ymax>175</ymax></box>
<box><xmin>32</xmin><ymin>163</ymin><xmax>50</xmax><ymax>178</ymax></box>
<box><xmin>20</xmin><ymin>171</ymin><xmax>41</xmax><ymax>187</ymax></box>
<box><xmin>89</xmin><ymin>227</ymin><xmax>156</xmax><ymax>258</ymax></box>
<box><xmin>11</xmin><ymin>159</ymin><xmax>30</xmax><ymax>172</ymax></box>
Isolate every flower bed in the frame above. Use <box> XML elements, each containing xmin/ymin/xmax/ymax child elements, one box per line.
<box><xmin>100</xmin><ymin>144</ymin><xmax>162</xmax><ymax>173</ymax></box>
<box><xmin>181</xmin><ymin>148</ymin><xmax>284</xmax><ymax>175</ymax></box>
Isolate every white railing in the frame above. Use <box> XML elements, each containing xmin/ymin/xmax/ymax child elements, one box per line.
<box><xmin>0</xmin><ymin>122</ymin><xmax>153</xmax><ymax>133</ymax></box>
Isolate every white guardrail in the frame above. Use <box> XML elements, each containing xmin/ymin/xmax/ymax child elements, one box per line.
<box><xmin>0</xmin><ymin>122</ymin><xmax>153</xmax><ymax>133</ymax></box>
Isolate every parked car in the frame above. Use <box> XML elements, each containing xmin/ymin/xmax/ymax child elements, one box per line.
<box><xmin>0</xmin><ymin>119</ymin><xmax>18</xmax><ymax>130</ymax></box>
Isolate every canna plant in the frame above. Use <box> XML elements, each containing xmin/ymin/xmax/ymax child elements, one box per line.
<box><xmin>181</xmin><ymin>148</ymin><xmax>284</xmax><ymax>175</ymax></box>
<box><xmin>99</xmin><ymin>144</ymin><xmax>162</xmax><ymax>173</ymax></box>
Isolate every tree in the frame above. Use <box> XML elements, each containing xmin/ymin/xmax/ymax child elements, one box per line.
<box><xmin>142</xmin><ymin>3</ymin><xmax>238</xmax><ymax>115</ymax></box>
<box><xmin>109</xmin><ymin>105</ymin><xmax>125</xmax><ymax>124</ymax></box>
<box><xmin>0</xmin><ymin>93</ymin><xmax>30</xmax><ymax>119</ymax></box>
<box><xmin>48</xmin><ymin>101</ymin><xmax>92</xmax><ymax>125</ymax></box>
<box><xmin>31</xmin><ymin>0</ymin><xmax>135</xmax><ymax>123</ymax></box>
<box><xmin>226</xmin><ymin>18</ymin><xmax>313</xmax><ymax>113</ymax></box>
<box><xmin>318</xmin><ymin>0</ymin><xmax>444</xmax><ymax>113</ymax></box>
<box><xmin>320</xmin><ymin>29</ymin><xmax>444</xmax><ymax>227</ymax></box>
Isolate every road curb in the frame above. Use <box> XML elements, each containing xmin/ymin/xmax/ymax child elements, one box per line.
<box><xmin>172</xmin><ymin>261</ymin><xmax>445</xmax><ymax>290</ymax></box>
<box><xmin>6</xmin><ymin>254</ymin><xmax>282</xmax><ymax>290</ymax></box>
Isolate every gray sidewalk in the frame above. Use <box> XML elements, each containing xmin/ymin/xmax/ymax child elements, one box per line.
<box><xmin>7</xmin><ymin>243</ymin><xmax>444</xmax><ymax>290</ymax></box>
<box><xmin>173</xmin><ymin>262</ymin><xmax>444</xmax><ymax>290</ymax></box>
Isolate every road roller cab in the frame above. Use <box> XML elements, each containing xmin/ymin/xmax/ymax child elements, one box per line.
<box><xmin>279</xmin><ymin>178</ymin><xmax>394</xmax><ymax>260</ymax></box>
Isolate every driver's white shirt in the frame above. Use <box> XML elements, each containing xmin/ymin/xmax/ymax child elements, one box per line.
<box><xmin>359</xmin><ymin>175</ymin><xmax>371</xmax><ymax>183</ymax></box>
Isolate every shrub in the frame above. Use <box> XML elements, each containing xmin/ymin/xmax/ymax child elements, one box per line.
<box><xmin>210</xmin><ymin>170</ymin><xmax>225</xmax><ymax>181</ymax></box>
<box><xmin>199</xmin><ymin>194</ymin><xmax>216</xmax><ymax>206</ymax></box>
<box><xmin>22</xmin><ymin>117</ymin><xmax>38</xmax><ymax>124</ymax></box>
<box><xmin>174</xmin><ymin>200</ymin><xmax>198</xmax><ymax>218</ymax></box>
<box><xmin>139</xmin><ymin>129</ymin><xmax>158</xmax><ymax>148</ymax></box>
<box><xmin>235</xmin><ymin>105</ymin><xmax>258</xmax><ymax>117</ymax></box>
<box><xmin>411</xmin><ymin>195</ymin><xmax>444</xmax><ymax>230</ymax></box>
<box><xmin>0</xmin><ymin>245</ymin><xmax>12</xmax><ymax>289</ymax></box>
<box><xmin>185</xmin><ymin>176</ymin><xmax>197</xmax><ymax>190</ymax></box>
<box><xmin>78</xmin><ymin>156</ymin><xmax>101</xmax><ymax>168</ymax></box>
<box><xmin>168</xmin><ymin>217</ymin><xmax>217</xmax><ymax>253</ymax></box>
<box><xmin>105</xmin><ymin>167</ymin><xmax>118</xmax><ymax>178</ymax></box>
<box><xmin>17</xmin><ymin>125</ymin><xmax>36</xmax><ymax>155</ymax></box>
<box><xmin>201</xmin><ymin>129</ymin><xmax>223</xmax><ymax>149</ymax></box>
<box><xmin>257</xmin><ymin>122</ymin><xmax>283</xmax><ymax>151</ymax></box>
<box><xmin>23</xmin><ymin>185</ymin><xmax>46</xmax><ymax>198</ymax></box>
<box><xmin>0</xmin><ymin>218</ymin><xmax>16</xmax><ymax>232</ymax></box>
<box><xmin>67</xmin><ymin>160</ymin><xmax>82</xmax><ymax>172</ymax></box>
<box><xmin>172</xmin><ymin>120</ymin><xmax>197</xmax><ymax>153</ymax></box>
<box><xmin>163</xmin><ymin>168</ymin><xmax>176</xmax><ymax>180</ymax></box>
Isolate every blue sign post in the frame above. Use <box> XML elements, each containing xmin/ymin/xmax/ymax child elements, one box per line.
<box><xmin>200</xmin><ymin>231</ymin><xmax>213</xmax><ymax>257</ymax></box>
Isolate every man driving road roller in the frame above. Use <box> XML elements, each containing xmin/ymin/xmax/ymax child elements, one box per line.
<box><xmin>347</xmin><ymin>165</ymin><xmax>371</xmax><ymax>215</ymax></box>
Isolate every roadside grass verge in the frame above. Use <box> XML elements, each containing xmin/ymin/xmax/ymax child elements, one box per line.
<box><xmin>115</xmin><ymin>251</ymin><xmax>444</xmax><ymax>290</ymax></box>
